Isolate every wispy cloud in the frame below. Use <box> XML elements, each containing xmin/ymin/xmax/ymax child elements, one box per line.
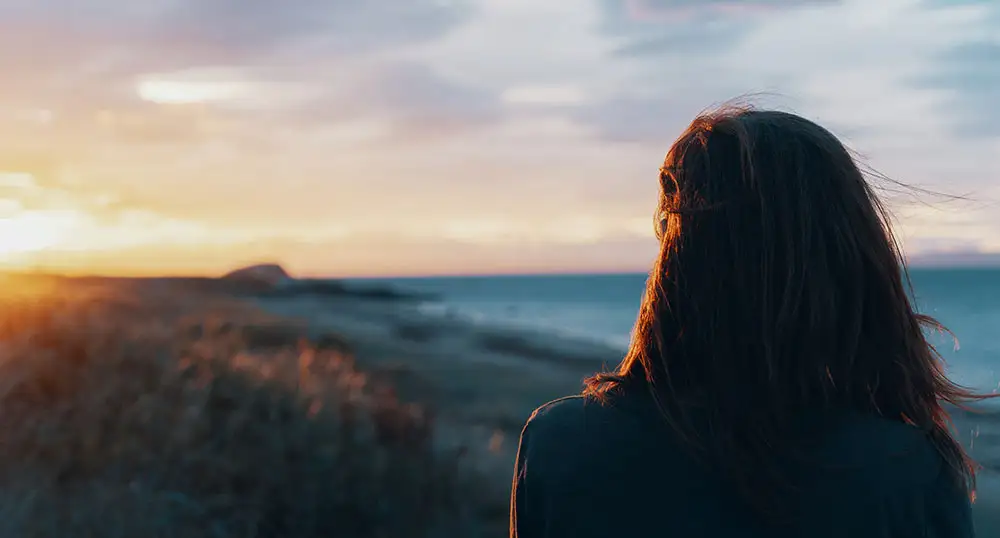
<box><xmin>0</xmin><ymin>0</ymin><xmax>997</xmax><ymax>275</ymax></box>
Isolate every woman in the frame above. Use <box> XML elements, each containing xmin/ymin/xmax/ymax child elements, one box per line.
<box><xmin>509</xmin><ymin>107</ymin><xmax>994</xmax><ymax>537</ymax></box>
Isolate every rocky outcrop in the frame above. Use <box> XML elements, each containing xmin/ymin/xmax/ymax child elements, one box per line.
<box><xmin>221</xmin><ymin>264</ymin><xmax>292</xmax><ymax>292</ymax></box>
<box><xmin>216</xmin><ymin>263</ymin><xmax>435</xmax><ymax>301</ymax></box>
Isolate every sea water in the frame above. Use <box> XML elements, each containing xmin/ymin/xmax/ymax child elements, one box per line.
<box><xmin>361</xmin><ymin>269</ymin><xmax>1000</xmax><ymax>395</ymax></box>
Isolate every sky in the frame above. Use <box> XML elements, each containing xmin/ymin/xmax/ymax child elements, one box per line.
<box><xmin>0</xmin><ymin>0</ymin><xmax>998</xmax><ymax>277</ymax></box>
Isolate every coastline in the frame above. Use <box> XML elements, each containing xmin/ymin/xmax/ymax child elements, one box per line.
<box><xmin>3</xmin><ymin>271</ymin><xmax>997</xmax><ymax>533</ymax></box>
<box><xmin>252</xmin><ymin>293</ymin><xmax>616</xmax><ymax>445</ymax></box>
<box><xmin>248</xmin><ymin>280</ymin><xmax>1000</xmax><ymax>533</ymax></box>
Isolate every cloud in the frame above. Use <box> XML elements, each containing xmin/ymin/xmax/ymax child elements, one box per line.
<box><xmin>569</xmin><ymin>0</ymin><xmax>996</xmax><ymax>146</ymax></box>
<box><xmin>329</xmin><ymin>61</ymin><xmax>504</xmax><ymax>138</ymax></box>
<box><xmin>0</xmin><ymin>0</ymin><xmax>515</xmax><ymax>240</ymax></box>
<box><xmin>0</xmin><ymin>0</ymin><xmax>472</xmax><ymax>73</ymax></box>
<box><xmin>903</xmin><ymin>0</ymin><xmax>1000</xmax><ymax>136</ymax></box>
<box><xmin>0</xmin><ymin>0</ymin><xmax>997</xmax><ymax>275</ymax></box>
<box><xmin>609</xmin><ymin>25</ymin><xmax>746</xmax><ymax>57</ymax></box>
<box><xmin>156</xmin><ymin>0</ymin><xmax>473</xmax><ymax>57</ymax></box>
<box><xmin>598</xmin><ymin>0</ymin><xmax>842</xmax><ymax>57</ymax></box>
<box><xmin>620</xmin><ymin>0</ymin><xmax>839</xmax><ymax>12</ymax></box>
<box><xmin>0</xmin><ymin>0</ymin><xmax>481</xmax><ymax>145</ymax></box>
<box><xmin>502</xmin><ymin>86</ymin><xmax>589</xmax><ymax>106</ymax></box>
<box><xmin>912</xmin><ymin>42</ymin><xmax>1000</xmax><ymax>136</ymax></box>
<box><xmin>400</xmin><ymin>1</ymin><xmax>623</xmax><ymax>102</ymax></box>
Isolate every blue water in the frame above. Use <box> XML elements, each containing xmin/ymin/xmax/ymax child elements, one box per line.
<box><xmin>358</xmin><ymin>269</ymin><xmax>1000</xmax><ymax>394</ymax></box>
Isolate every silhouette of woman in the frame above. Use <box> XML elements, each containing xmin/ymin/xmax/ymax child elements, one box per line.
<box><xmin>510</xmin><ymin>106</ymin><xmax>994</xmax><ymax>537</ymax></box>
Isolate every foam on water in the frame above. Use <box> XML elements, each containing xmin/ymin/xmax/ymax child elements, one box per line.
<box><xmin>414</xmin><ymin>298</ymin><xmax>632</xmax><ymax>352</ymax></box>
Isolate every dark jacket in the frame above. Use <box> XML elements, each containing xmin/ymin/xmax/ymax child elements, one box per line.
<box><xmin>510</xmin><ymin>391</ymin><xmax>974</xmax><ymax>537</ymax></box>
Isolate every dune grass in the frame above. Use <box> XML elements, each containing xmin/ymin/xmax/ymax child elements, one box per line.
<box><xmin>0</xmin><ymin>280</ymin><xmax>506</xmax><ymax>537</ymax></box>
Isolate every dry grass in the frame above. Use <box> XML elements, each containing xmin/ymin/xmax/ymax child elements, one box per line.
<box><xmin>0</xmin><ymin>280</ymin><xmax>507</xmax><ymax>537</ymax></box>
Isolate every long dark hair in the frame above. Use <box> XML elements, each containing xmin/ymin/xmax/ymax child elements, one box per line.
<box><xmin>586</xmin><ymin>105</ymin><xmax>995</xmax><ymax>519</ymax></box>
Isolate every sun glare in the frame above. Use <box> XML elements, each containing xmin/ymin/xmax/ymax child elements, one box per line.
<box><xmin>0</xmin><ymin>212</ymin><xmax>76</xmax><ymax>260</ymax></box>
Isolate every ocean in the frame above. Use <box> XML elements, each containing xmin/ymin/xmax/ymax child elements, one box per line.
<box><xmin>360</xmin><ymin>269</ymin><xmax>1000</xmax><ymax>395</ymax></box>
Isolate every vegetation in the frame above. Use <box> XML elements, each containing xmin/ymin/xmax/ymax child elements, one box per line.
<box><xmin>0</xmin><ymin>278</ymin><xmax>506</xmax><ymax>537</ymax></box>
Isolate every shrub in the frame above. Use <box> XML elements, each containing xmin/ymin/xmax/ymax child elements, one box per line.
<box><xmin>0</xmin><ymin>289</ymin><xmax>503</xmax><ymax>537</ymax></box>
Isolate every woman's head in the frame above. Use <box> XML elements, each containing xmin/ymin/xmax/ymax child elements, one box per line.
<box><xmin>587</xmin><ymin>105</ymin><xmax>992</xmax><ymax>514</ymax></box>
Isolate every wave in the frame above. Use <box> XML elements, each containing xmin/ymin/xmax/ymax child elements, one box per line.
<box><xmin>414</xmin><ymin>299</ymin><xmax>631</xmax><ymax>355</ymax></box>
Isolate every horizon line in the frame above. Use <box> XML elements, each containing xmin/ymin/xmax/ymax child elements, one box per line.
<box><xmin>5</xmin><ymin>260</ymin><xmax>999</xmax><ymax>282</ymax></box>
<box><xmin>345</xmin><ymin>264</ymin><xmax>1000</xmax><ymax>280</ymax></box>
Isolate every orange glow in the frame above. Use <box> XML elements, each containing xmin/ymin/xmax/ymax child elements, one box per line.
<box><xmin>0</xmin><ymin>3</ymin><xmax>994</xmax><ymax>279</ymax></box>
<box><xmin>0</xmin><ymin>211</ymin><xmax>78</xmax><ymax>260</ymax></box>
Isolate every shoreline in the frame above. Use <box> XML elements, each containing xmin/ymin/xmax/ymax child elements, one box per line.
<box><xmin>247</xmin><ymin>282</ymin><xmax>1000</xmax><ymax>533</ymax></box>
<box><xmin>6</xmin><ymin>272</ymin><xmax>998</xmax><ymax>532</ymax></box>
<box><xmin>249</xmin><ymin>288</ymin><xmax>1000</xmax><ymax>448</ymax></box>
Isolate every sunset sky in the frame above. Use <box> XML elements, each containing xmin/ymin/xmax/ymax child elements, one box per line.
<box><xmin>1</xmin><ymin>0</ymin><xmax>998</xmax><ymax>277</ymax></box>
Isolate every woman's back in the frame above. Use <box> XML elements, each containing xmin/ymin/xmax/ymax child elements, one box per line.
<box><xmin>511</xmin><ymin>390</ymin><xmax>972</xmax><ymax>537</ymax></box>
<box><xmin>509</xmin><ymin>106</ymin><xmax>991</xmax><ymax>537</ymax></box>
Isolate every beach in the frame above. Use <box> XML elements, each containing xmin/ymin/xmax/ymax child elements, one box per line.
<box><xmin>1</xmin><ymin>271</ymin><xmax>998</xmax><ymax>535</ymax></box>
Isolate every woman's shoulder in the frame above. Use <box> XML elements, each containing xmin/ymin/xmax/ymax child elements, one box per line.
<box><xmin>520</xmin><ymin>390</ymin><xmax>663</xmax><ymax>460</ymax></box>
<box><xmin>524</xmin><ymin>391</ymin><xmax>648</xmax><ymax>433</ymax></box>
<box><xmin>521</xmin><ymin>395</ymin><xmax>596</xmax><ymax>441</ymax></box>
<box><xmin>525</xmin><ymin>394</ymin><xmax>591</xmax><ymax>425</ymax></box>
<box><xmin>517</xmin><ymin>392</ymin><xmax>663</xmax><ymax>484</ymax></box>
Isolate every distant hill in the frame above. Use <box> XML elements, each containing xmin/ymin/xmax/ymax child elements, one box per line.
<box><xmin>907</xmin><ymin>251</ymin><xmax>1000</xmax><ymax>268</ymax></box>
